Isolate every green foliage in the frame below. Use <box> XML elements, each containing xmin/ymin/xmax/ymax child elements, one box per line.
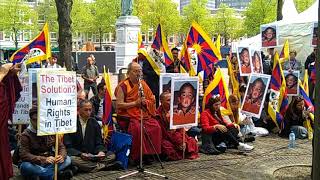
<box><xmin>36</xmin><ymin>0</ymin><xmax>58</xmax><ymax>32</ymax></box>
<box><xmin>133</xmin><ymin>0</ymin><xmax>152</xmax><ymax>32</ymax></box>
<box><xmin>182</xmin><ymin>0</ymin><xmax>214</xmax><ymax>36</ymax></box>
<box><xmin>71</xmin><ymin>0</ymin><xmax>95</xmax><ymax>34</ymax></box>
<box><xmin>0</xmin><ymin>0</ymin><xmax>38</xmax><ymax>48</ymax></box>
<box><xmin>213</xmin><ymin>3</ymin><xmax>243</xmax><ymax>41</ymax></box>
<box><xmin>243</xmin><ymin>0</ymin><xmax>277</xmax><ymax>37</ymax></box>
<box><xmin>294</xmin><ymin>0</ymin><xmax>316</xmax><ymax>13</ymax></box>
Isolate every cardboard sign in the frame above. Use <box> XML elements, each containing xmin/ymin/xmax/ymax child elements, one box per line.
<box><xmin>12</xmin><ymin>75</ymin><xmax>30</xmax><ymax>124</ymax></box>
<box><xmin>37</xmin><ymin>70</ymin><xmax>77</xmax><ymax>136</ymax></box>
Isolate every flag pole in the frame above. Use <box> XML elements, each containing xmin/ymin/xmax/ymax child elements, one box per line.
<box><xmin>182</xmin><ymin>128</ymin><xmax>185</xmax><ymax>160</ymax></box>
<box><xmin>54</xmin><ymin>134</ymin><xmax>59</xmax><ymax>180</ymax></box>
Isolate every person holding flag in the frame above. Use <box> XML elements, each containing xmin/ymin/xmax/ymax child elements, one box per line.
<box><xmin>166</xmin><ymin>47</ymin><xmax>186</xmax><ymax>73</ymax></box>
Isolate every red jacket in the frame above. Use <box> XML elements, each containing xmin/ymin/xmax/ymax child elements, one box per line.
<box><xmin>200</xmin><ymin>109</ymin><xmax>235</xmax><ymax>134</ymax></box>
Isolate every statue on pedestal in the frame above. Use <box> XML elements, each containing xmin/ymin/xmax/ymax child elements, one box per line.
<box><xmin>121</xmin><ymin>0</ymin><xmax>133</xmax><ymax>16</ymax></box>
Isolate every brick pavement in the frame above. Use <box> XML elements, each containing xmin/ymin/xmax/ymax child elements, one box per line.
<box><xmin>12</xmin><ymin>135</ymin><xmax>312</xmax><ymax>180</ymax></box>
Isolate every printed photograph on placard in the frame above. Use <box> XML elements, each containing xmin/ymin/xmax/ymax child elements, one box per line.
<box><xmin>284</xmin><ymin>71</ymin><xmax>299</xmax><ymax>96</ymax></box>
<box><xmin>312</xmin><ymin>22</ymin><xmax>318</xmax><ymax>46</ymax></box>
<box><xmin>170</xmin><ymin>77</ymin><xmax>199</xmax><ymax>129</ymax></box>
<box><xmin>261</xmin><ymin>25</ymin><xmax>278</xmax><ymax>47</ymax></box>
<box><xmin>237</xmin><ymin>47</ymin><xmax>252</xmax><ymax>76</ymax></box>
<box><xmin>159</xmin><ymin>73</ymin><xmax>189</xmax><ymax>96</ymax></box>
<box><xmin>251</xmin><ymin>50</ymin><xmax>263</xmax><ymax>74</ymax></box>
<box><xmin>241</xmin><ymin>73</ymin><xmax>271</xmax><ymax>118</ymax></box>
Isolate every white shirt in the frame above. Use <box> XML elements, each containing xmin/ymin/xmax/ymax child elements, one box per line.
<box><xmin>79</xmin><ymin>116</ymin><xmax>88</xmax><ymax>139</ymax></box>
<box><xmin>97</xmin><ymin>98</ymin><xmax>104</xmax><ymax>118</ymax></box>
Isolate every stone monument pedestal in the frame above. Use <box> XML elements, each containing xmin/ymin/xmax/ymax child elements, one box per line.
<box><xmin>115</xmin><ymin>16</ymin><xmax>141</xmax><ymax>72</ymax></box>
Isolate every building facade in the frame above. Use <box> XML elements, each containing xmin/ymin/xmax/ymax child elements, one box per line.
<box><xmin>215</xmin><ymin>0</ymin><xmax>251</xmax><ymax>10</ymax></box>
<box><xmin>180</xmin><ymin>0</ymin><xmax>216</xmax><ymax>14</ymax></box>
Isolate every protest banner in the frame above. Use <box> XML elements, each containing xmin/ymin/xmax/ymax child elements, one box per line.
<box><xmin>37</xmin><ymin>70</ymin><xmax>77</xmax><ymax>136</ymax></box>
<box><xmin>170</xmin><ymin>77</ymin><xmax>199</xmax><ymax>130</ymax></box>
<box><xmin>12</xmin><ymin>75</ymin><xmax>30</xmax><ymax>125</ymax></box>
<box><xmin>284</xmin><ymin>70</ymin><xmax>300</xmax><ymax>96</ymax></box>
<box><xmin>237</xmin><ymin>47</ymin><xmax>252</xmax><ymax>76</ymax></box>
<box><xmin>159</xmin><ymin>73</ymin><xmax>188</xmax><ymax>96</ymax></box>
<box><xmin>261</xmin><ymin>25</ymin><xmax>278</xmax><ymax>47</ymax></box>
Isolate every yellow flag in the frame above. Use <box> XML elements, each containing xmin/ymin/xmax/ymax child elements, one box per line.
<box><xmin>303</xmin><ymin>69</ymin><xmax>309</xmax><ymax>96</ymax></box>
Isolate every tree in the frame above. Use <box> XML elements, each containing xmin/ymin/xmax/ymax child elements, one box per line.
<box><xmin>55</xmin><ymin>0</ymin><xmax>73</xmax><ymax>70</ymax></box>
<box><xmin>148</xmin><ymin>0</ymin><xmax>181</xmax><ymax>36</ymax></box>
<box><xmin>213</xmin><ymin>3</ymin><xmax>243</xmax><ymax>43</ymax></box>
<box><xmin>182</xmin><ymin>0</ymin><xmax>215</xmax><ymax>36</ymax></box>
<box><xmin>277</xmin><ymin>0</ymin><xmax>283</xmax><ymax>20</ymax></box>
<box><xmin>71</xmin><ymin>0</ymin><xmax>95</xmax><ymax>34</ymax></box>
<box><xmin>36</xmin><ymin>0</ymin><xmax>58</xmax><ymax>33</ymax></box>
<box><xmin>133</xmin><ymin>0</ymin><xmax>152</xmax><ymax>33</ymax></box>
<box><xmin>243</xmin><ymin>0</ymin><xmax>277</xmax><ymax>37</ymax></box>
<box><xmin>0</xmin><ymin>0</ymin><xmax>37</xmax><ymax>49</ymax></box>
<box><xmin>294</xmin><ymin>0</ymin><xmax>316</xmax><ymax>13</ymax></box>
<box><xmin>90</xmin><ymin>0</ymin><xmax>120</xmax><ymax>50</ymax></box>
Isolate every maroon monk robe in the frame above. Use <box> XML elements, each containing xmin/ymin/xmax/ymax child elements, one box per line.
<box><xmin>115</xmin><ymin>79</ymin><xmax>162</xmax><ymax>161</ymax></box>
<box><xmin>156</xmin><ymin>106</ymin><xmax>199</xmax><ymax>161</ymax></box>
<box><xmin>0</xmin><ymin>71</ymin><xmax>22</xmax><ymax>180</ymax></box>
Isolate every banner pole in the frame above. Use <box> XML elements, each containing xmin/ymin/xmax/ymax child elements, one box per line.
<box><xmin>17</xmin><ymin>124</ymin><xmax>22</xmax><ymax>144</ymax></box>
<box><xmin>182</xmin><ymin>128</ymin><xmax>185</xmax><ymax>160</ymax></box>
<box><xmin>54</xmin><ymin>134</ymin><xmax>59</xmax><ymax>180</ymax></box>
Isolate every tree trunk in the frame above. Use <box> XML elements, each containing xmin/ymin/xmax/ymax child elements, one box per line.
<box><xmin>13</xmin><ymin>27</ymin><xmax>18</xmax><ymax>50</ymax></box>
<box><xmin>312</xmin><ymin>3</ymin><xmax>320</xmax><ymax>179</ymax></box>
<box><xmin>99</xmin><ymin>28</ymin><xmax>102</xmax><ymax>51</ymax></box>
<box><xmin>277</xmin><ymin>0</ymin><xmax>283</xmax><ymax>21</ymax></box>
<box><xmin>55</xmin><ymin>0</ymin><xmax>73</xmax><ymax>70</ymax></box>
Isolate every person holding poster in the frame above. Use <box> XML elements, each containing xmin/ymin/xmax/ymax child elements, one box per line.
<box><xmin>19</xmin><ymin>106</ymin><xmax>72</xmax><ymax>179</ymax></box>
<box><xmin>115</xmin><ymin>62</ymin><xmax>162</xmax><ymax>164</ymax></box>
<box><xmin>0</xmin><ymin>62</ymin><xmax>22</xmax><ymax>180</ymax></box>
<box><xmin>283</xmin><ymin>50</ymin><xmax>302</xmax><ymax>72</ymax></box>
<box><xmin>200</xmin><ymin>96</ymin><xmax>254</xmax><ymax>153</ymax></box>
<box><xmin>173</xmin><ymin>83</ymin><xmax>196</xmax><ymax>125</ymax></box>
<box><xmin>262</xmin><ymin>26</ymin><xmax>277</xmax><ymax>47</ymax></box>
<box><xmin>157</xmin><ymin>92</ymin><xmax>199</xmax><ymax>161</ymax></box>
<box><xmin>64</xmin><ymin>100</ymin><xmax>121</xmax><ymax>173</ymax></box>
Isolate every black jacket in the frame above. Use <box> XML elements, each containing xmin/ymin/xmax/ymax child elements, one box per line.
<box><xmin>64</xmin><ymin>116</ymin><xmax>106</xmax><ymax>156</ymax></box>
<box><xmin>90</xmin><ymin>95</ymin><xmax>102</xmax><ymax>118</ymax></box>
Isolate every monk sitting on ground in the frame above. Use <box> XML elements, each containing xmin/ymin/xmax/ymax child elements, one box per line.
<box><xmin>115</xmin><ymin>62</ymin><xmax>162</xmax><ymax>165</ymax></box>
<box><xmin>157</xmin><ymin>92</ymin><xmax>199</xmax><ymax>161</ymax></box>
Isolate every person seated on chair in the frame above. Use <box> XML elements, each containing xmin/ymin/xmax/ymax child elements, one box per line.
<box><xmin>281</xmin><ymin>96</ymin><xmax>312</xmax><ymax>139</ymax></box>
<box><xmin>114</xmin><ymin>62</ymin><xmax>162</xmax><ymax>165</ymax></box>
<box><xmin>200</xmin><ymin>95</ymin><xmax>254</xmax><ymax>153</ymax></box>
<box><xmin>156</xmin><ymin>92</ymin><xmax>199</xmax><ymax>161</ymax></box>
<box><xmin>225</xmin><ymin>95</ymin><xmax>268</xmax><ymax>140</ymax></box>
<box><xmin>64</xmin><ymin>100</ymin><xmax>121</xmax><ymax>173</ymax></box>
<box><xmin>19</xmin><ymin>106</ymin><xmax>72</xmax><ymax>179</ymax></box>
<box><xmin>90</xmin><ymin>83</ymin><xmax>106</xmax><ymax>122</ymax></box>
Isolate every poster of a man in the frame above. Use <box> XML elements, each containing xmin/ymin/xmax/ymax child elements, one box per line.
<box><xmin>237</xmin><ymin>47</ymin><xmax>252</xmax><ymax>76</ymax></box>
<box><xmin>170</xmin><ymin>77</ymin><xmax>199</xmax><ymax>129</ymax></box>
<box><xmin>284</xmin><ymin>71</ymin><xmax>299</xmax><ymax>96</ymax></box>
<box><xmin>251</xmin><ymin>51</ymin><xmax>263</xmax><ymax>74</ymax></box>
<box><xmin>241</xmin><ymin>74</ymin><xmax>270</xmax><ymax>118</ymax></box>
<box><xmin>261</xmin><ymin>25</ymin><xmax>277</xmax><ymax>47</ymax></box>
<box><xmin>312</xmin><ymin>22</ymin><xmax>318</xmax><ymax>46</ymax></box>
<box><xmin>159</xmin><ymin>73</ymin><xmax>188</xmax><ymax>95</ymax></box>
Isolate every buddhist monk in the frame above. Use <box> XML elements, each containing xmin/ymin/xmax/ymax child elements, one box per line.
<box><xmin>115</xmin><ymin>62</ymin><xmax>162</xmax><ymax>164</ymax></box>
<box><xmin>157</xmin><ymin>92</ymin><xmax>199</xmax><ymax>161</ymax></box>
<box><xmin>0</xmin><ymin>62</ymin><xmax>22</xmax><ymax>180</ymax></box>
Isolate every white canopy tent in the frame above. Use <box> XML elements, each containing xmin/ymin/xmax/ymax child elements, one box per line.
<box><xmin>238</xmin><ymin>0</ymin><xmax>318</xmax><ymax>62</ymax></box>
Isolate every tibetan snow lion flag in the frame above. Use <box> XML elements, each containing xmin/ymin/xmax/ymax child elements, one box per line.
<box><xmin>102</xmin><ymin>66</ymin><xmax>114</xmax><ymax>144</ymax></box>
<box><xmin>186</xmin><ymin>22</ymin><xmax>222</xmax><ymax>73</ymax></box>
<box><xmin>10</xmin><ymin>23</ymin><xmax>51</xmax><ymax>65</ymax></box>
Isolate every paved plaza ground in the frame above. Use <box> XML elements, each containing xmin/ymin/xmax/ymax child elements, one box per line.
<box><xmin>12</xmin><ymin>135</ymin><xmax>312</xmax><ymax>180</ymax></box>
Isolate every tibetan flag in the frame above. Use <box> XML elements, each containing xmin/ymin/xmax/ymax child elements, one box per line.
<box><xmin>186</xmin><ymin>22</ymin><xmax>222</xmax><ymax>73</ymax></box>
<box><xmin>268</xmin><ymin>52</ymin><xmax>289</xmax><ymax>129</ymax></box>
<box><xmin>310</xmin><ymin>67</ymin><xmax>316</xmax><ymax>85</ymax></box>
<box><xmin>180</xmin><ymin>40</ymin><xmax>197</xmax><ymax>76</ymax></box>
<box><xmin>299</xmin><ymin>80</ymin><xmax>314</xmax><ymax>139</ymax></box>
<box><xmin>214</xmin><ymin>34</ymin><xmax>221</xmax><ymax>59</ymax></box>
<box><xmin>10</xmin><ymin>23</ymin><xmax>51</xmax><ymax>65</ymax></box>
<box><xmin>226</xmin><ymin>56</ymin><xmax>240</xmax><ymax>99</ymax></box>
<box><xmin>303</xmin><ymin>69</ymin><xmax>309</xmax><ymax>96</ymax></box>
<box><xmin>102</xmin><ymin>66</ymin><xmax>114</xmax><ymax>144</ymax></box>
<box><xmin>202</xmin><ymin>68</ymin><xmax>231</xmax><ymax>114</ymax></box>
<box><xmin>151</xmin><ymin>24</ymin><xmax>173</xmax><ymax>67</ymax></box>
<box><xmin>138</xmin><ymin>48</ymin><xmax>160</xmax><ymax>76</ymax></box>
<box><xmin>138</xmin><ymin>31</ymin><xmax>144</xmax><ymax>49</ymax></box>
<box><xmin>279</xmin><ymin>39</ymin><xmax>289</xmax><ymax>63</ymax></box>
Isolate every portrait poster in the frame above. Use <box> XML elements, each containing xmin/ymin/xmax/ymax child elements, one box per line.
<box><xmin>170</xmin><ymin>77</ymin><xmax>199</xmax><ymax>129</ymax></box>
<box><xmin>241</xmin><ymin>73</ymin><xmax>271</xmax><ymax>118</ymax></box>
<box><xmin>284</xmin><ymin>70</ymin><xmax>299</xmax><ymax>96</ymax></box>
<box><xmin>37</xmin><ymin>70</ymin><xmax>77</xmax><ymax>136</ymax></box>
<box><xmin>251</xmin><ymin>50</ymin><xmax>263</xmax><ymax>74</ymax></box>
<box><xmin>12</xmin><ymin>75</ymin><xmax>30</xmax><ymax>124</ymax></box>
<box><xmin>237</xmin><ymin>47</ymin><xmax>252</xmax><ymax>76</ymax></box>
<box><xmin>261</xmin><ymin>25</ymin><xmax>278</xmax><ymax>47</ymax></box>
<box><xmin>159</xmin><ymin>73</ymin><xmax>189</xmax><ymax>96</ymax></box>
<box><xmin>312</xmin><ymin>22</ymin><xmax>318</xmax><ymax>46</ymax></box>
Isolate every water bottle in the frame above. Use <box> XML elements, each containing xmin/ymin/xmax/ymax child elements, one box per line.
<box><xmin>289</xmin><ymin>131</ymin><xmax>296</xmax><ymax>149</ymax></box>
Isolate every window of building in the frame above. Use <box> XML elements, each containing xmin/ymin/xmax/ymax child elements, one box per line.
<box><xmin>111</xmin><ymin>33</ymin><xmax>116</xmax><ymax>42</ymax></box>
<box><xmin>87</xmin><ymin>32</ymin><xmax>93</xmax><ymax>42</ymax></box>
<box><xmin>0</xmin><ymin>32</ymin><xmax>3</xmax><ymax>41</ymax></box>
<box><xmin>38</xmin><ymin>14</ymin><xmax>45</xmax><ymax>23</ymax></box>
<box><xmin>16</xmin><ymin>31</ymin><xmax>22</xmax><ymax>42</ymax></box>
<box><xmin>5</xmin><ymin>32</ymin><xmax>11</xmax><ymax>41</ymax></box>
<box><xmin>142</xmin><ymin>33</ymin><xmax>146</xmax><ymax>43</ymax></box>
<box><xmin>148</xmin><ymin>31</ymin><xmax>153</xmax><ymax>43</ymax></box>
<box><xmin>50</xmin><ymin>32</ymin><xmax>57</xmax><ymax>42</ymax></box>
<box><xmin>23</xmin><ymin>30</ymin><xmax>31</xmax><ymax>42</ymax></box>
